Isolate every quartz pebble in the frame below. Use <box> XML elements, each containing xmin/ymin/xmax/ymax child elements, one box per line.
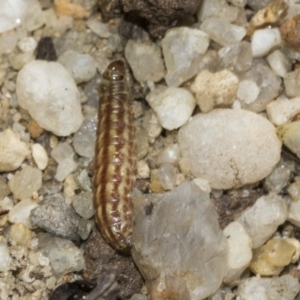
<box><xmin>58</xmin><ymin>50</ymin><xmax>96</xmax><ymax>84</ymax></box>
<box><xmin>284</xmin><ymin>69</ymin><xmax>300</xmax><ymax>98</ymax></box>
<box><xmin>161</xmin><ymin>27</ymin><xmax>210</xmax><ymax>87</ymax></box>
<box><xmin>132</xmin><ymin>181</ymin><xmax>227</xmax><ymax>300</ymax></box>
<box><xmin>10</xmin><ymin>223</ymin><xmax>32</xmax><ymax>246</ymax></box>
<box><xmin>223</xmin><ymin>222</ymin><xmax>252</xmax><ymax>283</ymax></box>
<box><xmin>288</xmin><ymin>178</ymin><xmax>300</xmax><ymax>201</ymax></box>
<box><xmin>155</xmin><ymin>144</ymin><xmax>180</xmax><ymax>167</ymax></box>
<box><xmin>73</xmin><ymin>113</ymin><xmax>97</xmax><ymax>158</ymax></box>
<box><xmin>157</xmin><ymin>164</ymin><xmax>177</xmax><ymax>191</ymax></box>
<box><xmin>137</xmin><ymin>161</ymin><xmax>150</xmax><ymax>179</ymax></box>
<box><xmin>237</xmin><ymin>193</ymin><xmax>288</xmax><ymax>248</ymax></box>
<box><xmin>178</xmin><ymin>109</ymin><xmax>281</xmax><ymax>189</ymax></box>
<box><xmin>8</xmin><ymin>199</ymin><xmax>39</xmax><ymax>229</ymax></box>
<box><xmin>125</xmin><ymin>40</ymin><xmax>165</xmax><ymax>83</ymax></box>
<box><xmin>146</xmin><ymin>86</ymin><xmax>196</xmax><ymax>130</ymax></box>
<box><xmin>72</xmin><ymin>191</ymin><xmax>95</xmax><ymax>219</ymax></box>
<box><xmin>8</xmin><ymin>166</ymin><xmax>42</xmax><ymax>200</ymax></box>
<box><xmin>37</xmin><ymin>233</ymin><xmax>85</xmax><ymax>276</ymax></box>
<box><xmin>236</xmin><ymin>275</ymin><xmax>300</xmax><ymax>300</ymax></box>
<box><xmin>18</xmin><ymin>37</ymin><xmax>38</xmax><ymax>53</ymax></box>
<box><xmin>30</xmin><ymin>194</ymin><xmax>80</xmax><ymax>241</ymax></box>
<box><xmin>0</xmin><ymin>129</ymin><xmax>29</xmax><ymax>172</ymax></box>
<box><xmin>190</xmin><ymin>69</ymin><xmax>239</xmax><ymax>113</ymax></box>
<box><xmin>267</xmin><ymin>50</ymin><xmax>292</xmax><ymax>78</ymax></box>
<box><xmin>288</xmin><ymin>199</ymin><xmax>300</xmax><ymax>227</ymax></box>
<box><xmin>31</xmin><ymin>144</ymin><xmax>48</xmax><ymax>170</ymax></box>
<box><xmin>266</xmin><ymin>97</ymin><xmax>300</xmax><ymax>126</ymax></box>
<box><xmin>251</xmin><ymin>28</ymin><xmax>281</xmax><ymax>58</ymax></box>
<box><xmin>86</xmin><ymin>15</ymin><xmax>110</xmax><ymax>38</ymax></box>
<box><xmin>51</xmin><ymin>142</ymin><xmax>78</xmax><ymax>182</ymax></box>
<box><xmin>0</xmin><ymin>238</ymin><xmax>11</xmax><ymax>272</ymax></box>
<box><xmin>16</xmin><ymin>60</ymin><xmax>83</xmax><ymax>137</ymax></box>
<box><xmin>0</xmin><ymin>197</ymin><xmax>13</xmax><ymax>212</ymax></box>
<box><xmin>200</xmin><ymin>18</ymin><xmax>246</xmax><ymax>47</ymax></box>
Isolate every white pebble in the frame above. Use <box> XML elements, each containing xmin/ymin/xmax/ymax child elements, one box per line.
<box><xmin>137</xmin><ymin>161</ymin><xmax>150</xmax><ymax>179</ymax></box>
<box><xmin>266</xmin><ymin>97</ymin><xmax>300</xmax><ymax>126</ymax></box>
<box><xmin>146</xmin><ymin>86</ymin><xmax>196</xmax><ymax>130</ymax></box>
<box><xmin>17</xmin><ymin>37</ymin><xmax>37</xmax><ymax>53</ymax></box>
<box><xmin>251</xmin><ymin>28</ymin><xmax>282</xmax><ymax>58</ymax></box>
<box><xmin>178</xmin><ymin>109</ymin><xmax>281</xmax><ymax>189</ymax></box>
<box><xmin>155</xmin><ymin>144</ymin><xmax>180</xmax><ymax>167</ymax></box>
<box><xmin>267</xmin><ymin>50</ymin><xmax>292</xmax><ymax>78</ymax></box>
<box><xmin>0</xmin><ymin>129</ymin><xmax>29</xmax><ymax>172</ymax></box>
<box><xmin>237</xmin><ymin>80</ymin><xmax>260</xmax><ymax>105</ymax></box>
<box><xmin>0</xmin><ymin>238</ymin><xmax>11</xmax><ymax>272</ymax></box>
<box><xmin>16</xmin><ymin>60</ymin><xmax>83</xmax><ymax>137</ymax></box>
<box><xmin>125</xmin><ymin>40</ymin><xmax>165</xmax><ymax>83</ymax></box>
<box><xmin>58</xmin><ymin>50</ymin><xmax>97</xmax><ymax>84</ymax></box>
<box><xmin>161</xmin><ymin>27</ymin><xmax>210</xmax><ymax>87</ymax></box>
<box><xmin>223</xmin><ymin>222</ymin><xmax>252</xmax><ymax>283</ymax></box>
<box><xmin>31</xmin><ymin>144</ymin><xmax>48</xmax><ymax>170</ymax></box>
<box><xmin>192</xmin><ymin>178</ymin><xmax>211</xmax><ymax>193</ymax></box>
<box><xmin>86</xmin><ymin>16</ymin><xmax>110</xmax><ymax>38</ymax></box>
<box><xmin>8</xmin><ymin>199</ymin><xmax>39</xmax><ymax>229</ymax></box>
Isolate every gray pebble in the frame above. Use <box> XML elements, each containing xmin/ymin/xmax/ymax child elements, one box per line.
<box><xmin>72</xmin><ymin>190</ymin><xmax>95</xmax><ymax>219</ymax></box>
<box><xmin>77</xmin><ymin>218</ymin><xmax>95</xmax><ymax>240</ymax></box>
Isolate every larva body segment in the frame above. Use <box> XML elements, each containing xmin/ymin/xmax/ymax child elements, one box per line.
<box><xmin>94</xmin><ymin>60</ymin><xmax>135</xmax><ymax>252</ymax></box>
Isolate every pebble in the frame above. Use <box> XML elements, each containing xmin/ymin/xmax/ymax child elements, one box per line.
<box><xmin>239</xmin><ymin>64</ymin><xmax>281</xmax><ymax>112</ymax></box>
<box><xmin>178</xmin><ymin>109</ymin><xmax>281</xmax><ymax>189</ymax></box>
<box><xmin>132</xmin><ymin>181</ymin><xmax>227</xmax><ymax>300</ymax></box>
<box><xmin>277</xmin><ymin>121</ymin><xmax>300</xmax><ymax>158</ymax></box>
<box><xmin>73</xmin><ymin>112</ymin><xmax>97</xmax><ymax>158</ymax></box>
<box><xmin>37</xmin><ymin>233</ymin><xmax>85</xmax><ymax>276</ymax></box>
<box><xmin>125</xmin><ymin>40</ymin><xmax>165</xmax><ymax>83</ymax></box>
<box><xmin>236</xmin><ymin>275</ymin><xmax>300</xmax><ymax>300</ymax></box>
<box><xmin>0</xmin><ymin>177</ymin><xmax>10</xmax><ymax>200</ymax></box>
<box><xmin>16</xmin><ymin>60</ymin><xmax>83</xmax><ymax>137</ymax></box>
<box><xmin>30</xmin><ymin>194</ymin><xmax>80</xmax><ymax>241</ymax></box>
<box><xmin>157</xmin><ymin>164</ymin><xmax>177</xmax><ymax>191</ymax></box>
<box><xmin>142</xmin><ymin>111</ymin><xmax>162</xmax><ymax>142</ymax></box>
<box><xmin>217</xmin><ymin>41</ymin><xmax>252</xmax><ymax>75</ymax></box>
<box><xmin>58</xmin><ymin>50</ymin><xmax>97</xmax><ymax>84</ymax></box>
<box><xmin>72</xmin><ymin>191</ymin><xmax>95</xmax><ymax>220</ymax></box>
<box><xmin>8</xmin><ymin>166</ymin><xmax>42</xmax><ymax>200</ymax></box>
<box><xmin>27</xmin><ymin>120</ymin><xmax>44</xmax><ymax>139</ymax></box>
<box><xmin>10</xmin><ymin>223</ymin><xmax>32</xmax><ymax>246</ymax></box>
<box><xmin>288</xmin><ymin>198</ymin><xmax>300</xmax><ymax>227</ymax></box>
<box><xmin>8</xmin><ymin>199</ymin><xmax>39</xmax><ymax>229</ymax></box>
<box><xmin>0</xmin><ymin>129</ymin><xmax>29</xmax><ymax>172</ymax></box>
<box><xmin>161</xmin><ymin>27</ymin><xmax>210</xmax><ymax>87</ymax></box>
<box><xmin>146</xmin><ymin>86</ymin><xmax>196</xmax><ymax>130</ymax></box>
<box><xmin>288</xmin><ymin>177</ymin><xmax>300</xmax><ymax>201</ymax></box>
<box><xmin>192</xmin><ymin>178</ymin><xmax>211</xmax><ymax>193</ymax></box>
<box><xmin>266</xmin><ymin>97</ymin><xmax>300</xmax><ymax>126</ymax></box>
<box><xmin>284</xmin><ymin>69</ymin><xmax>300</xmax><ymax>98</ymax></box>
<box><xmin>237</xmin><ymin>193</ymin><xmax>288</xmax><ymax>248</ymax></box>
<box><xmin>0</xmin><ymin>237</ymin><xmax>11</xmax><ymax>272</ymax></box>
<box><xmin>200</xmin><ymin>18</ymin><xmax>246</xmax><ymax>47</ymax></box>
<box><xmin>155</xmin><ymin>144</ymin><xmax>180</xmax><ymax>167</ymax></box>
<box><xmin>137</xmin><ymin>161</ymin><xmax>150</xmax><ymax>179</ymax></box>
<box><xmin>135</xmin><ymin>128</ymin><xmax>149</xmax><ymax>160</ymax></box>
<box><xmin>51</xmin><ymin>142</ymin><xmax>78</xmax><ymax>182</ymax></box>
<box><xmin>31</xmin><ymin>144</ymin><xmax>48</xmax><ymax>170</ymax></box>
<box><xmin>77</xmin><ymin>218</ymin><xmax>94</xmax><ymax>240</ymax></box>
<box><xmin>190</xmin><ymin>69</ymin><xmax>239</xmax><ymax>113</ymax></box>
<box><xmin>267</xmin><ymin>50</ymin><xmax>292</xmax><ymax>78</ymax></box>
<box><xmin>223</xmin><ymin>222</ymin><xmax>252</xmax><ymax>284</ymax></box>
<box><xmin>17</xmin><ymin>37</ymin><xmax>38</xmax><ymax>53</ymax></box>
<box><xmin>86</xmin><ymin>15</ymin><xmax>110</xmax><ymax>38</ymax></box>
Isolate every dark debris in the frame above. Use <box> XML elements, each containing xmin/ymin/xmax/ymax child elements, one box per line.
<box><xmin>35</xmin><ymin>37</ymin><xmax>57</xmax><ymax>61</ymax></box>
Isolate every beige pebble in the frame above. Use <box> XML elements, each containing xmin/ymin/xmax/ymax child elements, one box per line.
<box><xmin>137</xmin><ymin>160</ymin><xmax>150</xmax><ymax>179</ymax></box>
<box><xmin>31</xmin><ymin>143</ymin><xmax>48</xmax><ymax>170</ymax></box>
<box><xmin>10</xmin><ymin>223</ymin><xmax>32</xmax><ymax>246</ymax></box>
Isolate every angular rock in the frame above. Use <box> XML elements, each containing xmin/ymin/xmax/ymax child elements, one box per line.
<box><xmin>161</xmin><ymin>27</ymin><xmax>209</xmax><ymax>87</ymax></box>
<box><xmin>132</xmin><ymin>181</ymin><xmax>227</xmax><ymax>300</ymax></box>
<box><xmin>284</xmin><ymin>69</ymin><xmax>300</xmax><ymax>98</ymax></box>
<box><xmin>72</xmin><ymin>191</ymin><xmax>95</xmax><ymax>220</ymax></box>
<box><xmin>16</xmin><ymin>60</ymin><xmax>83</xmax><ymax>136</ymax></box>
<box><xmin>178</xmin><ymin>109</ymin><xmax>281</xmax><ymax>189</ymax></box>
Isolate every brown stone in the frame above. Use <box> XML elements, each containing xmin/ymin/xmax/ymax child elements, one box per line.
<box><xmin>27</xmin><ymin>120</ymin><xmax>44</xmax><ymax>139</ymax></box>
<box><xmin>280</xmin><ymin>14</ymin><xmax>300</xmax><ymax>52</ymax></box>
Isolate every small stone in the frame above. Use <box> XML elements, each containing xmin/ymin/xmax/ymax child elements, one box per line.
<box><xmin>223</xmin><ymin>222</ymin><xmax>252</xmax><ymax>283</ymax></box>
<box><xmin>0</xmin><ymin>129</ymin><xmax>29</xmax><ymax>172</ymax></box>
<box><xmin>142</xmin><ymin>111</ymin><xmax>162</xmax><ymax>142</ymax></box>
<box><xmin>155</xmin><ymin>144</ymin><xmax>180</xmax><ymax>167</ymax></box>
<box><xmin>16</xmin><ymin>60</ymin><xmax>83</xmax><ymax>136</ymax></box>
<box><xmin>146</xmin><ymin>86</ymin><xmax>196</xmax><ymax>130</ymax></box>
<box><xmin>8</xmin><ymin>199</ymin><xmax>39</xmax><ymax>229</ymax></box>
<box><xmin>132</xmin><ymin>181</ymin><xmax>227</xmax><ymax>300</ymax></box>
<box><xmin>236</xmin><ymin>275</ymin><xmax>300</xmax><ymax>300</ymax></box>
<box><xmin>77</xmin><ymin>218</ymin><xmax>94</xmax><ymax>240</ymax></box>
<box><xmin>30</xmin><ymin>194</ymin><xmax>80</xmax><ymax>241</ymax></box>
<box><xmin>51</xmin><ymin>142</ymin><xmax>78</xmax><ymax>182</ymax></box>
<box><xmin>8</xmin><ymin>166</ymin><xmax>42</xmax><ymax>200</ymax></box>
<box><xmin>72</xmin><ymin>191</ymin><xmax>95</xmax><ymax>220</ymax></box>
<box><xmin>280</xmin><ymin>14</ymin><xmax>300</xmax><ymax>52</ymax></box>
<box><xmin>190</xmin><ymin>69</ymin><xmax>239</xmax><ymax>113</ymax></box>
<box><xmin>192</xmin><ymin>178</ymin><xmax>211</xmax><ymax>193</ymax></box>
<box><xmin>37</xmin><ymin>232</ymin><xmax>85</xmax><ymax>276</ymax></box>
<box><xmin>54</xmin><ymin>0</ymin><xmax>90</xmax><ymax>19</ymax></box>
<box><xmin>58</xmin><ymin>50</ymin><xmax>97</xmax><ymax>84</ymax></box>
<box><xmin>10</xmin><ymin>223</ymin><xmax>32</xmax><ymax>246</ymax></box>
<box><xmin>137</xmin><ymin>161</ymin><xmax>150</xmax><ymax>179</ymax></box>
<box><xmin>237</xmin><ymin>193</ymin><xmax>288</xmax><ymax>248</ymax></box>
<box><xmin>288</xmin><ymin>198</ymin><xmax>300</xmax><ymax>226</ymax></box>
<box><xmin>31</xmin><ymin>144</ymin><xmax>48</xmax><ymax>170</ymax></box>
<box><xmin>287</xmin><ymin>177</ymin><xmax>300</xmax><ymax>201</ymax></box>
<box><xmin>135</xmin><ymin>128</ymin><xmax>149</xmax><ymax>160</ymax></box>
<box><xmin>178</xmin><ymin>109</ymin><xmax>281</xmax><ymax>189</ymax></box>
<box><xmin>18</xmin><ymin>37</ymin><xmax>38</xmax><ymax>53</ymax></box>
<box><xmin>200</xmin><ymin>18</ymin><xmax>246</xmax><ymax>47</ymax></box>
<box><xmin>0</xmin><ymin>238</ymin><xmax>11</xmax><ymax>272</ymax></box>
<box><xmin>267</xmin><ymin>50</ymin><xmax>292</xmax><ymax>78</ymax></box>
<box><xmin>125</xmin><ymin>40</ymin><xmax>165</xmax><ymax>83</ymax></box>
<box><xmin>267</xmin><ymin>97</ymin><xmax>300</xmax><ymax>126</ymax></box>
<box><xmin>86</xmin><ymin>15</ymin><xmax>110</xmax><ymax>38</ymax></box>
<box><xmin>284</xmin><ymin>69</ymin><xmax>300</xmax><ymax>98</ymax></box>
<box><xmin>0</xmin><ymin>177</ymin><xmax>10</xmax><ymax>200</ymax></box>
<box><xmin>237</xmin><ymin>80</ymin><xmax>260</xmax><ymax>105</ymax></box>
<box><xmin>27</xmin><ymin>120</ymin><xmax>44</xmax><ymax>139</ymax></box>
<box><xmin>157</xmin><ymin>163</ymin><xmax>177</xmax><ymax>191</ymax></box>
<box><xmin>277</xmin><ymin>121</ymin><xmax>300</xmax><ymax>158</ymax></box>
<box><xmin>73</xmin><ymin>113</ymin><xmax>97</xmax><ymax>158</ymax></box>
<box><xmin>161</xmin><ymin>27</ymin><xmax>210</xmax><ymax>87</ymax></box>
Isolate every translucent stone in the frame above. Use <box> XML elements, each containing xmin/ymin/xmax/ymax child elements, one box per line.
<box><xmin>288</xmin><ymin>199</ymin><xmax>300</xmax><ymax>227</ymax></box>
<box><xmin>125</xmin><ymin>40</ymin><xmax>165</xmax><ymax>83</ymax></box>
<box><xmin>0</xmin><ymin>30</ymin><xmax>18</xmax><ymax>54</ymax></box>
<box><xmin>267</xmin><ymin>50</ymin><xmax>292</xmax><ymax>78</ymax></box>
<box><xmin>86</xmin><ymin>15</ymin><xmax>110</xmax><ymax>38</ymax></box>
<box><xmin>200</xmin><ymin>17</ymin><xmax>246</xmax><ymax>47</ymax></box>
<box><xmin>161</xmin><ymin>27</ymin><xmax>210</xmax><ymax>87</ymax></box>
<box><xmin>31</xmin><ymin>143</ymin><xmax>48</xmax><ymax>170</ymax></box>
<box><xmin>158</xmin><ymin>163</ymin><xmax>177</xmax><ymax>190</ymax></box>
<box><xmin>72</xmin><ymin>191</ymin><xmax>94</xmax><ymax>219</ymax></box>
<box><xmin>17</xmin><ymin>37</ymin><xmax>37</xmax><ymax>53</ymax></box>
<box><xmin>284</xmin><ymin>69</ymin><xmax>300</xmax><ymax>98</ymax></box>
<box><xmin>237</xmin><ymin>80</ymin><xmax>260</xmax><ymax>105</ymax></box>
<box><xmin>10</xmin><ymin>223</ymin><xmax>32</xmax><ymax>246</ymax></box>
<box><xmin>155</xmin><ymin>144</ymin><xmax>180</xmax><ymax>167</ymax></box>
<box><xmin>287</xmin><ymin>177</ymin><xmax>300</xmax><ymax>201</ymax></box>
<box><xmin>137</xmin><ymin>161</ymin><xmax>150</xmax><ymax>179</ymax></box>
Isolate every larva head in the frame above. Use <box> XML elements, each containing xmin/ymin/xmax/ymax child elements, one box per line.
<box><xmin>103</xmin><ymin>60</ymin><xmax>126</xmax><ymax>81</ymax></box>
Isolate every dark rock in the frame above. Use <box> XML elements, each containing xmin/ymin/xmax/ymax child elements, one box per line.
<box><xmin>35</xmin><ymin>37</ymin><xmax>57</xmax><ymax>61</ymax></box>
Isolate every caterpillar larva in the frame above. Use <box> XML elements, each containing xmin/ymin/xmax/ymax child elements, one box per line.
<box><xmin>93</xmin><ymin>60</ymin><xmax>135</xmax><ymax>252</ymax></box>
